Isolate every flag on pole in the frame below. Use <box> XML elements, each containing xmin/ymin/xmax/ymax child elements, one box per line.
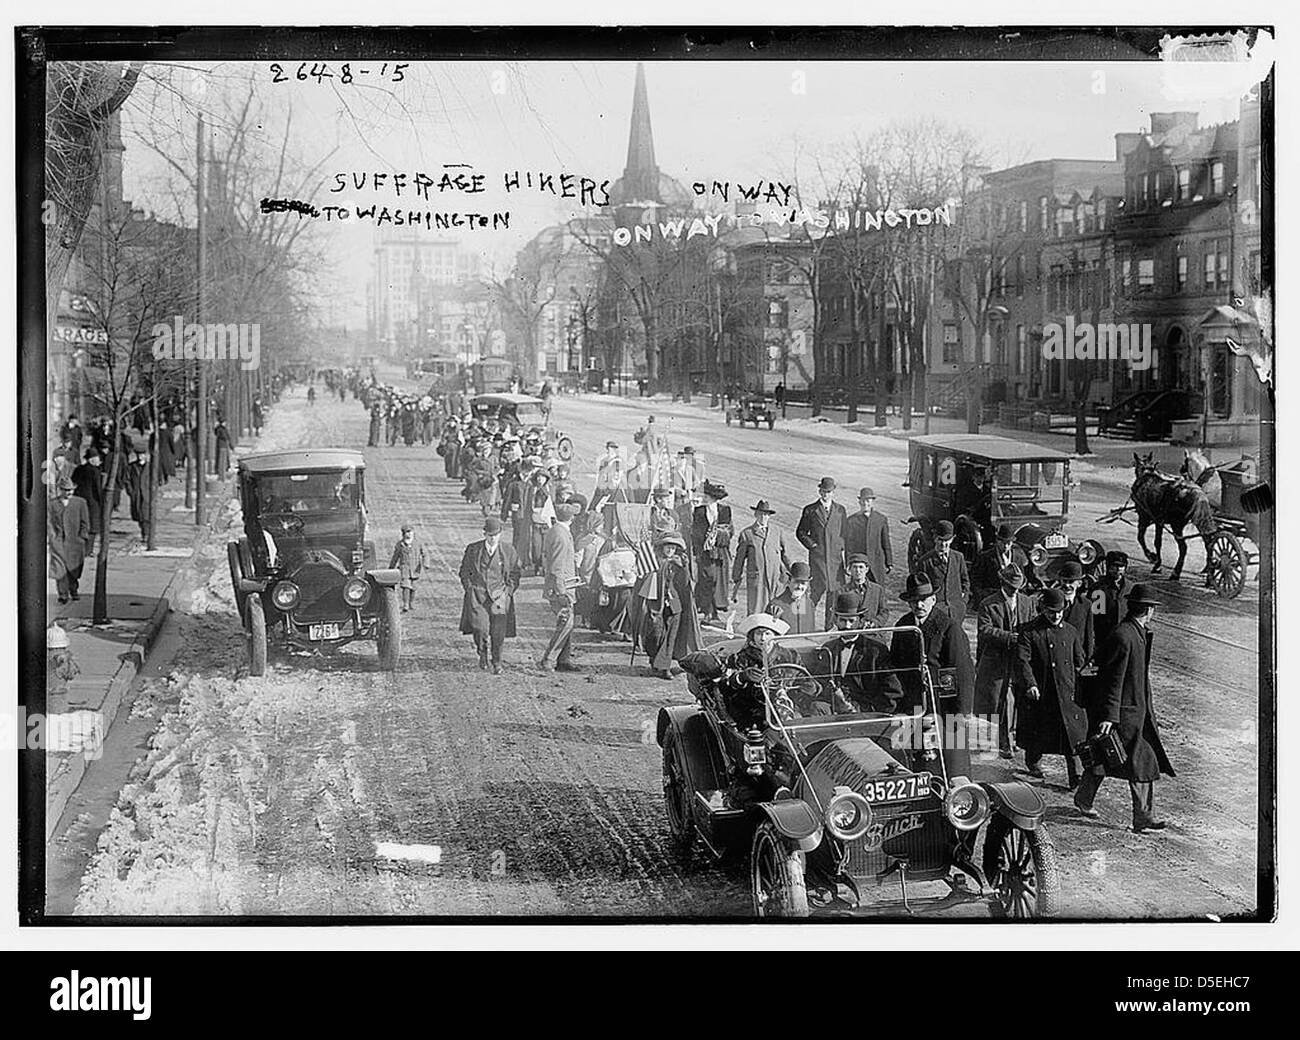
<box><xmin>632</xmin><ymin>538</ymin><xmax>658</xmax><ymax>579</ymax></box>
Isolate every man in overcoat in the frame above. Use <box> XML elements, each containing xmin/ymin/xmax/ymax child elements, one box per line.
<box><xmin>823</xmin><ymin>592</ymin><xmax>904</xmax><ymax>714</ymax></box>
<box><xmin>796</xmin><ymin>476</ymin><xmax>847</xmax><ymax>612</ymax></box>
<box><xmin>539</xmin><ymin>503</ymin><xmax>581</xmax><ymax>672</ymax></box>
<box><xmin>1073</xmin><ymin>584</ymin><xmax>1175</xmax><ymax>832</ymax></box>
<box><xmin>1014</xmin><ymin>588</ymin><xmax>1088</xmax><ymax>787</ymax></box>
<box><xmin>765</xmin><ymin>561</ymin><xmax>818</xmax><ymax>635</ymax></box>
<box><xmin>842</xmin><ymin>486</ymin><xmax>892</xmax><ymax>589</ymax></box>
<box><xmin>1090</xmin><ymin>550</ymin><xmax>1130</xmax><ymax>650</ymax></box>
<box><xmin>824</xmin><ymin>552</ymin><xmax>888</xmax><ymax>629</ymax></box>
<box><xmin>971</xmin><ymin>523</ymin><xmax>1030</xmax><ymax>605</ymax></box>
<box><xmin>918</xmin><ymin>520</ymin><xmax>971</xmax><ymax>624</ymax></box>
<box><xmin>49</xmin><ymin>476</ymin><xmax>91</xmax><ymax>603</ymax></box>
<box><xmin>1056</xmin><ymin>559</ymin><xmax>1096</xmax><ymax>665</ymax></box>
<box><xmin>458</xmin><ymin>517</ymin><xmax>522</xmax><ymax>674</ymax></box>
<box><xmin>974</xmin><ymin>564</ymin><xmax>1036</xmax><ymax>759</ymax></box>
<box><xmin>891</xmin><ymin>574</ymin><xmax>974</xmax><ymax>777</ymax></box>
<box><xmin>730</xmin><ymin>499</ymin><xmax>791</xmax><ymax>617</ymax></box>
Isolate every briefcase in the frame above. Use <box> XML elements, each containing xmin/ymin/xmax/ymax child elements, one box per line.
<box><xmin>1075</xmin><ymin>730</ymin><xmax>1127</xmax><ymax>771</ymax></box>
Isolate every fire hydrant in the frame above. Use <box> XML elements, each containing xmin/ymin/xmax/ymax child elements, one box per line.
<box><xmin>46</xmin><ymin>622</ymin><xmax>79</xmax><ymax>714</ymax></box>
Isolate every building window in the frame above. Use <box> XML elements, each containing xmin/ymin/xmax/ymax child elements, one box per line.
<box><xmin>1177</xmin><ymin>167</ymin><xmax>1190</xmax><ymax>201</ymax></box>
<box><xmin>1014</xmin><ymin>255</ymin><xmax>1024</xmax><ymax>297</ymax></box>
<box><xmin>1139</xmin><ymin>173</ymin><xmax>1148</xmax><ymax>208</ymax></box>
<box><xmin>942</xmin><ymin>322</ymin><xmax>960</xmax><ymax>364</ymax></box>
<box><xmin>1204</xmin><ymin>251</ymin><xmax>1217</xmax><ymax>289</ymax></box>
<box><xmin>1016</xmin><ymin>324</ymin><xmax>1026</xmax><ymax>375</ymax></box>
<box><xmin>1177</xmin><ymin>255</ymin><xmax>1189</xmax><ymax>291</ymax></box>
<box><xmin>1097</xmin><ymin>200</ymin><xmax>1107</xmax><ymax>231</ymax></box>
<box><xmin>1211</xmin><ymin>160</ymin><xmax>1225</xmax><ymax>196</ymax></box>
<box><xmin>1138</xmin><ymin>259</ymin><xmax>1155</xmax><ymax>291</ymax></box>
<box><xmin>1019</xmin><ymin>200</ymin><xmax>1028</xmax><ymax>233</ymax></box>
<box><xmin>767</xmin><ymin>299</ymin><xmax>788</xmax><ymax>329</ymax></box>
<box><xmin>1121</xmin><ymin>259</ymin><xmax>1131</xmax><ymax>294</ymax></box>
<box><xmin>1217</xmin><ymin>250</ymin><xmax>1229</xmax><ymax>290</ymax></box>
<box><xmin>1039</xmin><ymin>195</ymin><xmax>1048</xmax><ymax>231</ymax></box>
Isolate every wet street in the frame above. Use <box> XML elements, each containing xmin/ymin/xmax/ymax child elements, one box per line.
<box><xmin>64</xmin><ymin>382</ymin><xmax>1260</xmax><ymax>919</ymax></box>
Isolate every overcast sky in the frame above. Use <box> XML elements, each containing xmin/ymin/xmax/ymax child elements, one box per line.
<box><xmin>121</xmin><ymin>58</ymin><xmax>1262</xmax><ymax>328</ymax></box>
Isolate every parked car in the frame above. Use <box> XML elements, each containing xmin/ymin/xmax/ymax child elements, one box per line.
<box><xmin>657</xmin><ymin>625</ymin><xmax>1061</xmax><ymax>917</ymax></box>
<box><xmin>228</xmin><ymin>449</ymin><xmax>402</xmax><ymax>675</ymax></box>
<box><xmin>903</xmin><ymin>434</ymin><xmax>1104</xmax><ymax>583</ymax></box>
<box><xmin>726</xmin><ymin>394</ymin><xmax>777</xmax><ymax>429</ymax></box>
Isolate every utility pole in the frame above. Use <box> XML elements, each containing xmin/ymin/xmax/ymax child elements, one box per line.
<box><xmin>194</xmin><ymin>114</ymin><xmax>206</xmax><ymax>526</ymax></box>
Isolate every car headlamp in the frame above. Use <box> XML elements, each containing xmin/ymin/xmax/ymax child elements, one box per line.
<box><xmin>1077</xmin><ymin>541</ymin><xmax>1098</xmax><ymax>566</ymax></box>
<box><xmin>1028</xmin><ymin>544</ymin><xmax>1049</xmax><ymax>567</ymax></box>
<box><xmin>343</xmin><ymin>576</ymin><xmax>372</xmax><ymax>607</ymax></box>
<box><xmin>825</xmin><ymin>787</ymin><xmax>874</xmax><ymax>841</ymax></box>
<box><xmin>271</xmin><ymin>581</ymin><xmax>300</xmax><ymax>611</ymax></box>
<box><xmin>943</xmin><ymin>777</ymin><xmax>991</xmax><ymax>831</ymax></box>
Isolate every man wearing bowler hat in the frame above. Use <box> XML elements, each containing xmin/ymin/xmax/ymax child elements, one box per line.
<box><xmin>918</xmin><ymin>520</ymin><xmax>971</xmax><ymax>624</ymax></box>
<box><xmin>826</xmin><ymin>552</ymin><xmax>888</xmax><ymax>630</ymax></box>
<box><xmin>731</xmin><ymin>499</ymin><xmax>792</xmax><ymax>617</ymax></box>
<box><xmin>796</xmin><ymin>476</ymin><xmax>847</xmax><ymax>612</ymax></box>
<box><xmin>1073</xmin><ymin>583</ymin><xmax>1175</xmax><ymax>832</ymax></box>
<box><xmin>1015</xmin><ymin>587</ymin><xmax>1089</xmax><ymax>787</ymax></box>
<box><xmin>1055</xmin><ymin>559</ymin><xmax>1096</xmax><ymax>665</ymax></box>
<box><xmin>975</xmin><ymin>564</ymin><xmax>1036</xmax><ymax>759</ymax></box>
<box><xmin>824</xmin><ymin>591</ymin><xmax>904</xmax><ymax>713</ymax></box>
<box><xmin>972</xmin><ymin>523</ymin><xmax>1030</xmax><ymax>606</ymax></box>
<box><xmin>766</xmin><ymin>561</ymin><xmax>818</xmax><ymax>634</ymax></box>
<box><xmin>458</xmin><ymin>516</ymin><xmax>522</xmax><ymax>674</ymax></box>
<box><xmin>1091</xmin><ymin>550</ymin><xmax>1131</xmax><ymax>649</ymax></box>
<box><xmin>892</xmin><ymin>573</ymin><xmax>974</xmax><ymax>775</ymax></box>
<box><xmin>842</xmin><ymin>486</ymin><xmax>892</xmax><ymax>592</ymax></box>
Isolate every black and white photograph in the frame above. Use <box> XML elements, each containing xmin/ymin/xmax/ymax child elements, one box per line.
<box><xmin>14</xmin><ymin>20</ymin><xmax>1277</xmax><ymax>935</ymax></box>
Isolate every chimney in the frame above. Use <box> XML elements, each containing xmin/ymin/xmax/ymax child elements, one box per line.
<box><xmin>1114</xmin><ymin>132</ymin><xmax>1144</xmax><ymax>163</ymax></box>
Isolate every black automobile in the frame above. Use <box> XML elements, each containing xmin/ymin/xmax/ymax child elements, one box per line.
<box><xmin>658</xmin><ymin>625</ymin><xmax>1062</xmax><ymax>917</ymax></box>
<box><xmin>227</xmin><ymin>449</ymin><xmax>402</xmax><ymax>675</ymax></box>
<box><xmin>726</xmin><ymin>394</ymin><xmax>777</xmax><ymax>429</ymax></box>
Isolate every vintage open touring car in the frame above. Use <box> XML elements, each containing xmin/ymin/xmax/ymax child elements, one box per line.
<box><xmin>903</xmin><ymin>434</ymin><xmax>1104</xmax><ymax>584</ymax></box>
<box><xmin>227</xmin><ymin>449</ymin><xmax>403</xmax><ymax>675</ymax></box>
<box><xmin>657</xmin><ymin>624</ymin><xmax>1061</xmax><ymax>917</ymax></box>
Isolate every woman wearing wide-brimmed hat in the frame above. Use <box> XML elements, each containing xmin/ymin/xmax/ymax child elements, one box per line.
<box><xmin>633</xmin><ymin>532</ymin><xmax>701</xmax><ymax>678</ymax></box>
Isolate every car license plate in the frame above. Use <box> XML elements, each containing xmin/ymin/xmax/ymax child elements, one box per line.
<box><xmin>309</xmin><ymin>623</ymin><xmax>341</xmax><ymax>641</ymax></box>
<box><xmin>861</xmin><ymin>773</ymin><xmax>932</xmax><ymax>803</ymax></box>
<box><xmin>1044</xmin><ymin>533</ymin><xmax>1068</xmax><ymax>550</ymax></box>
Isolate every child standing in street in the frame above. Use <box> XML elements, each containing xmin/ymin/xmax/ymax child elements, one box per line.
<box><xmin>389</xmin><ymin>524</ymin><xmax>427</xmax><ymax>613</ymax></box>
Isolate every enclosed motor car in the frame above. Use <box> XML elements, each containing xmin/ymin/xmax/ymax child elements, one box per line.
<box><xmin>228</xmin><ymin>449</ymin><xmax>402</xmax><ymax>675</ymax></box>
<box><xmin>903</xmin><ymin>434</ymin><xmax>1104</xmax><ymax>583</ymax></box>
<box><xmin>725</xmin><ymin>394</ymin><xmax>777</xmax><ymax>429</ymax></box>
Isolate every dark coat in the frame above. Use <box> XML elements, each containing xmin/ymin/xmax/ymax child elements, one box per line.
<box><xmin>971</xmin><ymin>543</ymin><xmax>1030</xmax><ymax>602</ymax></box>
<box><xmin>458</xmin><ymin>539</ymin><xmax>522</xmax><ymax>637</ymax></box>
<box><xmin>973</xmin><ymin>590</ymin><xmax>1036</xmax><ymax>715</ymax></box>
<box><xmin>842</xmin><ymin>510</ymin><xmax>892</xmax><ymax>585</ymax></box>
<box><xmin>388</xmin><ymin>539</ymin><xmax>426</xmax><ymax>588</ymax></box>
<box><xmin>1090</xmin><ymin>576</ymin><xmax>1129</xmax><ymax>650</ymax></box>
<box><xmin>1092</xmin><ymin>618</ymin><xmax>1176</xmax><ymax>782</ymax></box>
<box><xmin>1014</xmin><ymin>617</ymin><xmax>1089</xmax><ymax>756</ymax></box>
<box><xmin>49</xmin><ymin>494</ymin><xmax>92</xmax><ymax>573</ymax></box>
<box><xmin>824</xmin><ymin>578</ymin><xmax>889</xmax><ymax>629</ymax></box>
<box><xmin>823</xmin><ymin>633</ymin><xmax>904</xmax><ymax>713</ymax></box>
<box><xmin>796</xmin><ymin>499</ymin><xmax>848</xmax><ymax>601</ymax></box>
<box><xmin>891</xmin><ymin>606</ymin><xmax>975</xmax><ymax>715</ymax></box>
<box><xmin>766</xmin><ymin>587</ymin><xmax>819</xmax><ymax>635</ymax></box>
<box><xmin>918</xmin><ymin>548</ymin><xmax>971</xmax><ymax>623</ymax></box>
<box><xmin>1064</xmin><ymin>595</ymin><xmax>1096</xmax><ymax>665</ymax></box>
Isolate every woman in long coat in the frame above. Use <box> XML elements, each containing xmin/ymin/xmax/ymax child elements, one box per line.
<box><xmin>634</xmin><ymin>533</ymin><xmax>700</xmax><ymax>679</ymax></box>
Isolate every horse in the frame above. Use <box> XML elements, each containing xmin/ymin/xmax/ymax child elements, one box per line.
<box><xmin>1179</xmin><ymin>447</ymin><xmax>1223</xmax><ymax>510</ymax></box>
<box><xmin>1130</xmin><ymin>451</ymin><xmax>1217</xmax><ymax>581</ymax></box>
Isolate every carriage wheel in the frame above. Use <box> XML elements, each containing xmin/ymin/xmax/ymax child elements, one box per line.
<box><xmin>557</xmin><ymin>437</ymin><xmax>574</xmax><ymax>461</ymax></box>
<box><xmin>1208</xmin><ymin>531</ymin><xmax>1248</xmax><ymax>599</ymax></box>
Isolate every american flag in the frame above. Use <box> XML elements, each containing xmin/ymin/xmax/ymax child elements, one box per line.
<box><xmin>632</xmin><ymin>539</ymin><xmax>659</xmax><ymax>579</ymax></box>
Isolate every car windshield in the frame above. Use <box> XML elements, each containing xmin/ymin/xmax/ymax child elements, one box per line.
<box><xmin>750</xmin><ymin>625</ymin><xmax>934</xmax><ymax>729</ymax></box>
<box><xmin>991</xmin><ymin>458</ymin><xmax>1067</xmax><ymax>518</ymax></box>
<box><xmin>513</xmin><ymin>402</ymin><xmax>545</xmax><ymax>421</ymax></box>
<box><xmin>256</xmin><ymin>469</ymin><xmax>359</xmax><ymax>513</ymax></box>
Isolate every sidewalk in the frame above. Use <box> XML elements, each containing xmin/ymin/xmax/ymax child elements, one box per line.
<box><xmin>44</xmin><ymin>452</ymin><xmax>244</xmax><ymax>837</ymax></box>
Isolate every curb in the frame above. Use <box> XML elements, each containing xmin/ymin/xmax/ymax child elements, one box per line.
<box><xmin>45</xmin><ymin>536</ymin><xmax>194</xmax><ymax>839</ymax></box>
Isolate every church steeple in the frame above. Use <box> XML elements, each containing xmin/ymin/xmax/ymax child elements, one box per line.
<box><xmin>620</xmin><ymin>63</ymin><xmax>662</xmax><ymax>204</ymax></box>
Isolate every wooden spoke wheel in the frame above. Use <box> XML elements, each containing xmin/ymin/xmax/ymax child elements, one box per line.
<box><xmin>661</xmin><ymin>730</ymin><xmax>697</xmax><ymax>861</ymax></box>
<box><xmin>1208</xmin><ymin>531</ymin><xmax>1248</xmax><ymax>599</ymax></box>
<box><xmin>983</xmin><ymin>815</ymin><xmax>1060</xmax><ymax>918</ymax></box>
<box><xmin>907</xmin><ymin>529</ymin><xmax>928</xmax><ymax>574</ymax></box>
<box><xmin>751</xmin><ymin>821</ymin><xmax>809</xmax><ymax>918</ymax></box>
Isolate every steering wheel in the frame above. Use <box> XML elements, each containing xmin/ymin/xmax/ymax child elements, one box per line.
<box><xmin>765</xmin><ymin>662</ymin><xmax>822</xmax><ymax>706</ymax></box>
<box><xmin>263</xmin><ymin>511</ymin><xmax>305</xmax><ymax>534</ymax></box>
